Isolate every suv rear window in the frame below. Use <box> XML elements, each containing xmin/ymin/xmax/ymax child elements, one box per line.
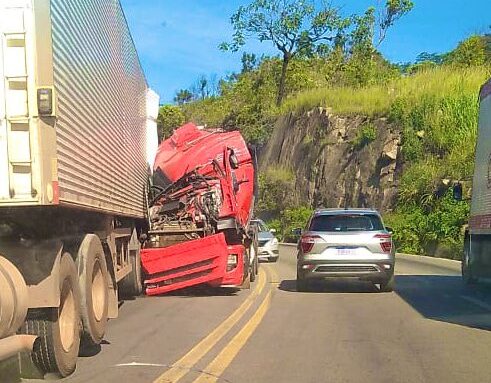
<box><xmin>309</xmin><ymin>214</ymin><xmax>384</xmax><ymax>232</ymax></box>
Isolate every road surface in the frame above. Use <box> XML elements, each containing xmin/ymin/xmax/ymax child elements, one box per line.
<box><xmin>37</xmin><ymin>245</ymin><xmax>491</xmax><ymax>383</ymax></box>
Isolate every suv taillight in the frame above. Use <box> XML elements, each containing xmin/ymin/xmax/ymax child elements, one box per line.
<box><xmin>374</xmin><ymin>233</ymin><xmax>392</xmax><ymax>253</ymax></box>
<box><xmin>300</xmin><ymin>235</ymin><xmax>324</xmax><ymax>253</ymax></box>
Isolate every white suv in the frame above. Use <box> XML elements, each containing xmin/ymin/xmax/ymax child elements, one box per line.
<box><xmin>296</xmin><ymin>209</ymin><xmax>395</xmax><ymax>292</ymax></box>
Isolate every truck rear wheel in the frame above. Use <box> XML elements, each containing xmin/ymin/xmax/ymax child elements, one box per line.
<box><xmin>24</xmin><ymin>253</ymin><xmax>81</xmax><ymax>377</ymax></box>
<box><xmin>119</xmin><ymin>247</ymin><xmax>143</xmax><ymax>298</ymax></box>
<box><xmin>241</xmin><ymin>274</ymin><xmax>251</xmax><ymax>289</ymax></box>
<box><xmin>249</xmin><ymin>238</ymin><xmax>258</xmax><ymax>283</ymax></box>
<box><xmin>241</xmin><ymin>245</ymin><xmax>251</xmax><ymax>289</ymax></box>
<box><xmin>77</xmin><ymin>234</ymin><xmax>109</xmax><ymax>346</ymax></box>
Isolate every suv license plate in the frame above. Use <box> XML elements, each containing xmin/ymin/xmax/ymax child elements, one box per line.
<box><xmin>337</xmin><ymin>248</ymin><xmax>356</xmax><ymax>256</ymax></box>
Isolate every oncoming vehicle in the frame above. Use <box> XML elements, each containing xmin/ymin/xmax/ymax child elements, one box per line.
<box><xmin>251</xmin><ymin>219</ymin><xmax>279</xmax><ymax>262</ymax></box>
<box><xmin>296</xmin><ymin>209</ymin><xmax>395</xmax><ymax>292</ymax></box>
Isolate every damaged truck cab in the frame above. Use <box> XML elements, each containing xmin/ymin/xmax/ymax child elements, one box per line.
<box><xmin>141</xmin><ymin>123</ymin><xmax>258</xmax><ymax>295</ymax></box>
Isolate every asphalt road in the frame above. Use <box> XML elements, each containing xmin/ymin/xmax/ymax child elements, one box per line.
<box><xmin>38</xmin><ymin>245</ymin><xmax>491</xmax><ymax>383</ymax></box>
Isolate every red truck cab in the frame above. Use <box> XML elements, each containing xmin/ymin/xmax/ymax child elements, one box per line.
<box><xmin>141</xmin><ymin>123</ymin><xmax>257</xmax><ymax>295</ymax></box>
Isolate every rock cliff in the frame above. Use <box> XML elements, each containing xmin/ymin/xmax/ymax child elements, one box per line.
<box><xmin>259</xmin><ymin>108</ymin><xmax>402</xmax><ymax>212</ymax></box>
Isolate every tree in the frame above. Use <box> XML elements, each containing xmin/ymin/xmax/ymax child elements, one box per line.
<box><xmin>221</xmin><ymin>0</ymin><xmax>413</xmax><ymax>106</ymax></box>
<box><xmin>241</xmin><ymin>52</ymin><xmax>259</xmax><ymax>73</ymax></box>
<box><xmin>220</xmin><ymin>0</ymin><xmax>350</xmax><ymax>106</ymax></box>
<box><xmin>376</xmin><ymin>0</ymin><xmax>414</xmax><ymax>47</ymax></box>
<box><xmin>446</xmin><ymin>35</ymin><xmax>487</xmax><ymax>67</ymax></box>
<box><xmin>416</xmin><ymin>52</ymin><xmax>446</xmax><ymax>65</ymax></box>
<box><xmin>157</xmin><ymin>105</ymin><xmax>185</xmax><ymax>140</ymax></box>
<box><xmin>174</xmin><ymin>89</ymin><xmax>193</xmax><ymax>105</ymax></box>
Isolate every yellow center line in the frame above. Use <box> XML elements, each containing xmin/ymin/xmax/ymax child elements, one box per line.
<box><xmin>267</xmin><ymin>265</ymin><xmax>280</xmax><ymax>286</ymax></box>
<box><xmin>153</xmin><ymin>269</ymin><xmax>267</xmax><ymax>383</ymax></box>
<box><xmin>192</xmin><ymin>289</ymin><xmax>273</xmax><ymax>383</ymax></box>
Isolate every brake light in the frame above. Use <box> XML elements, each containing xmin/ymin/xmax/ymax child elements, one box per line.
<box><xmin>374</xmin><ymin>233</ymin><xmax>392</xmax><ymax>253</ymax></box>
<box><xmin>300</xmin><ymin>235</ymin><xmax>324</xmax><ymax>253</ymax></box>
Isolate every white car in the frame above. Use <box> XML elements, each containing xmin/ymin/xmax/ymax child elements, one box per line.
<box><xmin>251</xmin><ymin>219</ymin><xmax>279</xmax><ymax>262</ymax></box>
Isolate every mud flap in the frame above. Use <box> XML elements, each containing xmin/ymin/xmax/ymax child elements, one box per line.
<box><xmin>141</xmin><ymin>233</ymin><xmax>229</xmax><ymax>295</ymax></box>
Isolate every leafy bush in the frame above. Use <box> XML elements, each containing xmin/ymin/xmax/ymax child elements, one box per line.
<box><xmin>280</xmin><ymin>206</ymin><xmax>314</xmax><ymax>242</ymax></box>
<box><xmin>256</xmin><ymin>166</ymin><xmax>296</xmax><ymax>217</ymax></box>
<box><xmin>352</xmin><ymin>122</ymin><xmax>377</xmax><ymax>149</ymax></box>
<box><xmin>385</xmin><ymin>191</ymin><xmax>469</xmax><ymax>259</ymax></box>
<box><xmin>446</xmin><ymin>35</ymin><xmax>488</xmax><ymax>67</ymax></box>
<box><xmin>157</xmin><ymin>105</ymin><xmax>185</xmax><ymax>140</ymax></box>
<box><xmin>264</xmin><ymin>205</ymin><xmax>313</xmax><ymax>242</ymax></box>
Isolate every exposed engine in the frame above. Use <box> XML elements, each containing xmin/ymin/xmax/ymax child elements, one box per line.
<box><xmin>148</xmin><ymin>171</ymin><xmax>223</xmax><ymax>247</ymax></box>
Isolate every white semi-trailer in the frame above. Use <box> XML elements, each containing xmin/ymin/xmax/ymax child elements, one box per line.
<box><xmin>461</xmin><ymin>78</ymin><xmax>491</xmax><ymax>284</ymax></box>
<box><xmin>0</xmin><ymin>0</ymin><xmax>158</xmax><ymax>378</ymax></box>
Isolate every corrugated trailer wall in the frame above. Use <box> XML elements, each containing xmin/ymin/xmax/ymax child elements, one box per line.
<box><xmin>50</xmin><ymin>0</ymin><xmax>147</xmax><ymax>218</ymax></box>
<box><xmin>469</xmin><ymin>80</ymin><xmax>491</xmax><ymax>232</ymax></box>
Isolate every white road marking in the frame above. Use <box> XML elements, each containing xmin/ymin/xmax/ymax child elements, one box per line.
<box><xmin>116</xmin><ymin>362</ymin><xmax>167</xmax><ymax>367</ymax></box>
<box><xmin>460</xmin><ymin>295</ymin><xmax>491</xmax><ymax>311</ymax></box>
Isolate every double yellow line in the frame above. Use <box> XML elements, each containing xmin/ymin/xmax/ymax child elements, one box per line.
<box><xmin>154</xmin><ymin>267</ymin><xmax>275</xmax><ymax>383</ymax></box>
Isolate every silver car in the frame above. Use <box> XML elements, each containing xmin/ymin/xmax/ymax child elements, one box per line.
<box><xmin>296</xmin><ymin>209</ymin><xmax>395</xmax><ymax>292</ymax></box>
<box><xmin>251</xmin><ymin>219</ymin><xmax>279</xmax><ymax>262</ymax></box>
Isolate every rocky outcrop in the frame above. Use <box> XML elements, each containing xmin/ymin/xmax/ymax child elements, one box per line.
<box><xmin>259</xmin><ymin>108</ymin><xmax>402</xmax><ymax>212</ymax></box>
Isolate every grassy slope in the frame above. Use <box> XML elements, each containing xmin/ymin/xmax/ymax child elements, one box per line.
<box><xmin>282</xmin><ymin>66</ymin><xmax>489</xmax><ymax>117</ymax></box>
<box><xmin>282</xmin><ymin>65</ymin><xmax>491</xmax><ymax>258</ymax></box>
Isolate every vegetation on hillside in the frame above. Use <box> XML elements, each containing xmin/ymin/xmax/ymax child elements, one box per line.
<box><xmin>157</xmin><ymin>0</ymin><xmax>491</xmax><ymax>259</ymax></box>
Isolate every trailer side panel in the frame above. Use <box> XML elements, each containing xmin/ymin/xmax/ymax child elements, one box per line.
<box><xmin>50</xmin><ymin>0</ymin><xmax>147</xmax><ymax>218</ymax></box>
<box><xmin>469</xmin><ymin>79</ymin><xmax>491</xmax><ymax>234</ymax></box>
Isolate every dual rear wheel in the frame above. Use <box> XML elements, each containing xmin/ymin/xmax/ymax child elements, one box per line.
<box><xmin>23</xmin><ymin>253</ymin><xmax>81</xmax><ymax>377</ymax></box>
<box><xmin>24</xmin><ymin>233</ymin><xmax>142</xmax><ymax>377</ymax></box>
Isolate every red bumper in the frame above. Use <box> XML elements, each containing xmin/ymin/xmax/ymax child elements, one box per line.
<box><xmin>141</xmin><ymin>233</ymin><xmax>244</xmax><ymax>295</ymax></box>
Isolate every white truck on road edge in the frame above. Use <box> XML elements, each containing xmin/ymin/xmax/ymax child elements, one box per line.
<box><xmin>459</xmin><ymin>77</ymin><xmax>491</xmax><ymax>284</ymax></box>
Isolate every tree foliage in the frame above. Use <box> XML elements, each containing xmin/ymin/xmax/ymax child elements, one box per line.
<box><xmin>220</xmin><ymin>0</ymin><xmax>413</xmax><ymax>105</ymax></box>
<box><xmin>174</xmin><ymin>89</ymin><xmax>193</xmax><ymax>105</ymax></box>
<box><xmin>446</xmin><ymin>35</ymin><xmax>488</xmax><ymax>67</ymax></box>
<box><xmin>221</xmin><ymin>0</ymin><xmax>349</xmax><ymax>105</ymax></box>
<box><xmin>376</xmin><ymin>0</ymin><xmax>414</xmax><ymax>47</ymax></box>
<box><xmin>157</xmin><ymin>105</ymin><xmax>185</xmax><ymax>140</ymax></box>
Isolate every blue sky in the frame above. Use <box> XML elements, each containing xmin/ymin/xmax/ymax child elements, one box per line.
<box><xmin>120</xmin><ymin>0</ymin><xmax>491</xmax><ymax>104</ymax></box>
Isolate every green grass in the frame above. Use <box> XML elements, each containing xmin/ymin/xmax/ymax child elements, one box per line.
<box><xmin>280</xmin><ymin>64</ymin><xmax>490</xmax><ymax>257</ymax></box>
<box><xmin>351</xmin><ymin>122</ymin><xmax>377</xmax><ymax>149</ymax></box>
<box><xmin>282</xmin><ymin>65</ymin><xmax>490</xmax><ymax>117</ymax></box>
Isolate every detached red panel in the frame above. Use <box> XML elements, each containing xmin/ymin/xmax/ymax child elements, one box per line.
<box><xmin>141</xmin><ymin>233</ymin><xmax>228</xmax><ymax>295</ymax></box>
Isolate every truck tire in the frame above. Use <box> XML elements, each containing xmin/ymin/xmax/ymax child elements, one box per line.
<box><xmin>241</xmin><ymin>274</ymin><xmax>251</xmax><ymax>289</ymax></box>
<box><xmin>23</xmin><ymin>253</ymin><xmax>81</xmax><ymax>377</ymax></box>
<box><xmin>119</xmin><ymin>247</ymin><xmax>143</xmax><ymax>297</ymax></box>
<box><xmin>250</xmin><ymin>255</ymin><xmax>258</xmax><ymax>282</ymax></box>
<box><xmin>241</xmin><ymin>245</ymin><xmax>251</xmax><ymax>289</ymax></box>
<box><xmin>249</xmin><ymin>239</ymin><xmax>258</xmax><ymax>283</ymax></box>
<box><xmin>77</xmin><ymin>234</ymin><xmax>109</xmax><ymax>346</ymax></box>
